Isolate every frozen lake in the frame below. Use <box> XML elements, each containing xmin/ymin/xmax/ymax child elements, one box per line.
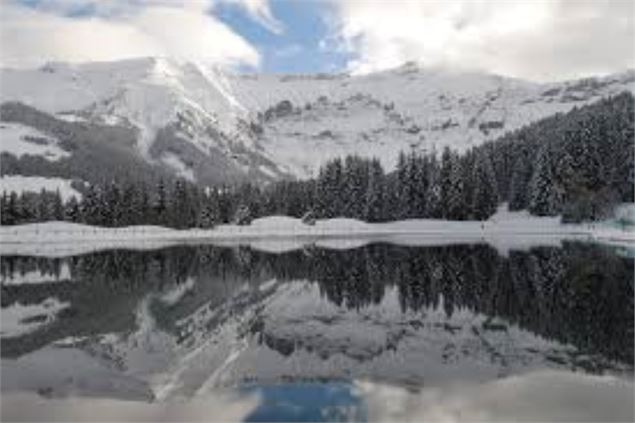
<box><xmin>1</xmin><ymin>241</ymin><xmax>633</xmax><ymax>421</ymax></box>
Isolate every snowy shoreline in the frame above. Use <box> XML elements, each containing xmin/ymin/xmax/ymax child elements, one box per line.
<box><xmin>1</xmin><ymin>206</ymin><xmax>632</xmax><ymax>257</ymax></box>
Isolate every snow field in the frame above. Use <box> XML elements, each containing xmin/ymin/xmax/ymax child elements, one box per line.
<box><xmin>0</xmin><ymin>122</ymin><xmax>70</xmax><ymax>161</ymax></box>
<box><xmin>1</xmin><ymin>175</ymin><xmax>82</xmax><ymax>201</ymax></box>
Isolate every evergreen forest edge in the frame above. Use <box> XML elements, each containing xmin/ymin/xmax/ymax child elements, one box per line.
<box><xmin>1</xmin><ymin>92</ymin><xmax>633</xmax><ymax>228</ymax></box>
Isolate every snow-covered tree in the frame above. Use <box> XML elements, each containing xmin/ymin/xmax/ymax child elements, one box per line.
<box><xmin>342</xmin><ymin>155</ymin><xmax>368</xmax><ymax>219</ymax></box>
<box><xmin>471</xmin><ymin>150</ymin><xmax>499</xmax><ymax>220</ymax></box>
<box><xmin>80</xmin><ymin>184</ymin><xmax>101</xmax><ymax>225</ymax></box>
<box><xmin>50</xmin><ymin>189</ymin><xmax>64</xmax><ymax>220</ymax></box>
<box><xmin>446</xmin><ymin>154</ymin><xmax>465</xmax><ymax>220</ymax></box>
<box><xmin>64</xmin><ymin>196</ymin><xmax>80</xmax><ymax>222</ymax></box>
<box><xmin>1</xmin><ymin>192</ymin><xmax>18</xmax><ymax>225</ymax></box>
<box><xmin>316</xmin><ymin>158</ymin><xmax>344</xmax><ymax>218</ymax></box>
<box><xmin>528</xmin><ymin>143</ymin><xmax>563</xmax><ymax>216</ymax></box>
<box><xmin>198</xmin><ymin>192</ymin><xmax>220</xmax><ymax>228</ymax></box>
<box><xmin>364</xmin><ymin>158</ymin><xmax>386</xmax><ymax>222</ymax></box>
<box><xmin>154</xmin><ymin>179</ymin><xmax>168</xmax><ymax>226</ymax></box>
<box><xmin>440</xmin><ymin>147</ymin><xmax>453</xmax><ymax>218</ymax></box>
<box><xmin>233</xmin><ymin>204</ymin><xmax>252</xmax><ymax>225</ymax></box>
<box><xmin>425</xmin><ymin>154</ymin><xmax>442</xmax><ymax>218</ymax></box>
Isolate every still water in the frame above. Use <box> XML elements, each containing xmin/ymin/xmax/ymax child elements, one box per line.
<box><xmin>1</xmin><ymin>242</ymin><xmax>633</xmax><ymax>421</ymax></box>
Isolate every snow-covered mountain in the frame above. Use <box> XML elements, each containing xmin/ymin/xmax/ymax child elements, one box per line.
<box><xmin>1</xmin><ymin>57</ymin><xmax>633</xmax><ymax>185</ymax></box>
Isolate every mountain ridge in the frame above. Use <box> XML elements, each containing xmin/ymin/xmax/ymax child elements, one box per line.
<box><xmin>1</xmin><ymin>57</ymin><xmax>633</xmax><ymax>187</ymax></box>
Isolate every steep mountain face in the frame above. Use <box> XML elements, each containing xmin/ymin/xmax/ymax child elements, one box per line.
<box><xmin>1</xmin><ymin>57</ymin><xmax>633</xmax><ymax>186</ymax></box>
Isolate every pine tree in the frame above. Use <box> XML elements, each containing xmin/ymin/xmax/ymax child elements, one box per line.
<box><xmin>37</xmin><ymin>189</ymin><xmax>49</xmax><ymax>221</ymax></box>
<box><xmin>233</xmin><ymin>204</ymin><xmax>252</xmax><ymax>225</ymax></box>
<box><xmin>316</xmin><ymin>158</ymin><xmax>344</xmax><ymax>218</ymax></box>
<box><xmin>198</xmin><ymin>191</ymin><xmax>220</xmax><ymax>228</ymax></box>
<box><xmin>105</xmin><ymin>182</ymin><xmax>123</xmax><ymax>227</ymax></box>
<box><xmin>154</xmin><ymin>179</ymin><xmax>168</xmax><ymax>226</ymax></box>
<box><xmin>120</xmin><ymin>183</ymin><xmax>137</xmax><ymax>226</ymax></box>
<box><xmin>217</xmin><ymin>186</ymin><xmax>233</xmax><ymax>224</ymax></box>
<box><xmin>172</xmin><ymin>179</ymin><xmax>191</xmax><ymax>228</ymax></box>
<box><xmin>440</xmin><ymin>147</ymin><xmax>453</xmax><ymax>218</ymax></box>
<box><xmin>425</xmin><ymin>154</ymin><xmax>441</xmax><ymax>218</ymax></box>
<box><xmin>412</xmin><ymin>154</ymin><xmax>428</xmax><ymax>217</ymax></box>
<box><xmin>64</xmin><ymin>196</ymin><xmax>80</xmax><ymax>222</ymax></box>
<box><xmin>342</xmin><ymin>155</ymin><xmax>368</xmax><ymax>219</ymax></box>
<box><xmin>364</xmin><ymin>159</ymin><xmax>386</xmax><ymax>222</ymax></box>
<box><xmin>528</xmin><ymin>144</ymin><xmax>563</xmax><ymax>216</ymax></box>
<box><xmin>471</xmin><ymin>150</ymin><xmax>499</xmax><ymax>220</ymax></box>
<box><xmin>508</xmin><ymin>150</ymin><xmax>534</xmax><ymax>211</ymax></box>
<box><xmin>138</xmin><ymin>186</ymin><xmax>152</xmax><ymax>224</ymax></box>
<box><xmin>1</xmin><ymin>191</ymin><xmax>17</xmax><ymax>225</ymax></box>
<box><xmin>396</xmin><ymin>152</ymin><xmax>412</xmax><ymax>219</ymax></box>
<box><xmin>81</xmin><ymin>184</ymin><xmax>101</xmax><ymax>225</ymax></box>
<box><xmin>20</xmin><ymin>193</ymin><xmax>37</xmax><ymax>223</ymax></box>
<box><xmin>50</xmin><ymin>190</ymin><xmax>64</xmax><ymax>221</ymax></box>
<box><xmin>0</xmin><ymin>192</ymin><xmax>7</xmax><ymax>225</ymax></box>
<box><xmin>460</xmin><ymin>150</ymin><xmax>476</xmax><ymax>219</ymax></box>
<box><xmin>446</xmin><ymin>153</ymin><xmax>465</xmax><ymax>220</ymax></box>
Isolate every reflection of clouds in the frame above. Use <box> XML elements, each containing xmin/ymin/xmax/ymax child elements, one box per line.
<box><xmin>1</xmin><ymin>391</ymin><xmax>260</xmax><ymax>422</ymax></box>
<box><xmin>358</xmin><ymin>370</ymin><xmax>635</xmax><ymax>422</ymax></box>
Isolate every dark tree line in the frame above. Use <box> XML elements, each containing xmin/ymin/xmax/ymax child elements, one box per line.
<box><xmin>482</xmin><ymin>92</ymin><xmax>634</xmax><ymax>221</ymax></box>
<box><xmin>0</xmin><ymin>179</ymin><xmax>233</xmax><ymax>229</ymax></box>
<box><xmin>1</xmin><ymin>93</ymin><xmax>632</xmax><ymax>227</ymax></box>
<box><xmin>0</xmin><ymin>148</ymin><xmax>497</xmax><ymax>226</ymax></box>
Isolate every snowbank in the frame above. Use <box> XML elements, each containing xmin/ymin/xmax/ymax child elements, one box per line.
<box><xmin>0</xmin><ymin>205</ymin><xmax>632</xmax><ymax>257</ymax></box>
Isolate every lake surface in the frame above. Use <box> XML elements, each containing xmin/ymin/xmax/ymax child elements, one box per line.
<box><xmin>1</xmin><ymin>241</ymin><xmax>633</xmax><ymax>421</ymax></box>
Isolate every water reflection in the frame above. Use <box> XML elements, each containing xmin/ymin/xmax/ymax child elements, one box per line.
<box><xmin>1</xmin><ymin>242</ymin><xmax>633</xmax><ymax>416</ymax></box>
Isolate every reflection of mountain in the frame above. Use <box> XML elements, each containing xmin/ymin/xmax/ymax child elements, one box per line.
<box><xmin>1</xmin><ymin>243</ymin><xmax>633</xmax><ymax>398</ymax></box>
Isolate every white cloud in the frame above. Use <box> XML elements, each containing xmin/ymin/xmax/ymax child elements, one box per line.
<box><xmin>0</xmin><ymin>1</ymin><xmax>262</xmax><ymax>68</ymax></box>
<box><xmin>327</xmin><ymin>0</ymin><xmax>635</xmax><ymax>81</ymax></box>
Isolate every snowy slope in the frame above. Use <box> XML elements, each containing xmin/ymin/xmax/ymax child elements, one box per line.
<box><xmin>230</xmin><ymin>65</ymin><xmax>635</xmax><ymax>176</ymax></box>
<box><xmin>0</xmin><ymin>122</ymin><xmax>70</xmax><ymax>161</ymax></box>
<box><xmin>2</xmin><ymin>58</ymin><xmax>633</xmax><ymax>180</ymax></box>
<box><xmin>0</xmin><ymin>58</ymin><xmax>287</xmax><ymax>185</ymax></box>
<box><xmin>0</xmin><ymin>175</ymin><xmax>81</xmax><ymax>201</ymax></box>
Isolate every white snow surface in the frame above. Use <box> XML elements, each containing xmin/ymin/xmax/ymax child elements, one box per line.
<box><xmin>0</xmin><ymin>122</ymin><xmax>70</xmax><ymax>161</ymax></box>
<box><xmin>2</xmin><ymin>58</ymin><xmax>633</xmax><ymax>178</ymax></box>
<box><xmin>0</xmin><ymin>204</ymin><xmax>632</xmax><ymax>257</ymax></box>
<box><xmin>0</xmin><ymin>58</ymin><xmax>255</xmax><ymax>159</ymax></box>
<box><xmin>0</xmin><ymin>175</ymin><xmax>82</xmax><ymax>201</ymax></box>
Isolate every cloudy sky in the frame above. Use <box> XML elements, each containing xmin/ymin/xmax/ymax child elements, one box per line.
<box><xmin>1</xmin><ymin>0</ymin><xmax>633</xmax><ymax>81</ymax></box>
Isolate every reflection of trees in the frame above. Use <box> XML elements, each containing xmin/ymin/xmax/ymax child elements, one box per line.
<box><xmin>1</xmin><ymin>242</ymin><xmax>632</xmax><ymax>365</ymax></box>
